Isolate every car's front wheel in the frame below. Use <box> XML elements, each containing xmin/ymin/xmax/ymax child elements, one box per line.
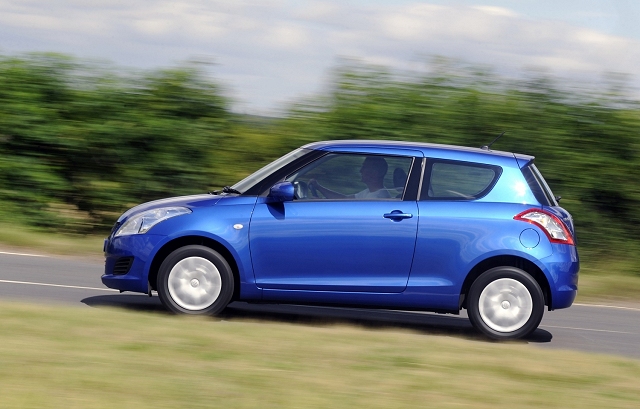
<box><xmin>157</xmin><ymin>245</ymin><xmax>234</xmax><ymax>315</ymax></box>
<box><xmin>467</xmin><ymin>267</ymin><xmax>544</xmax><ymax>340</ymax></box>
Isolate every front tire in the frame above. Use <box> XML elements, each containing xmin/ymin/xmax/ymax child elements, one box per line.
<box><xmin>468</xmin><ymin>267</ymin><xmax>544</xmax><ymax>340</ymax></box>
<box><xmin>157</xmin><ymin>245</ymin><xmax>234</xmax><ymax>315</ymax></box>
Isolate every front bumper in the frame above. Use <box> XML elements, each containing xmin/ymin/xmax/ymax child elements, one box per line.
<box><xmin>101</xmin><ymin>234</ymin><xmax>166</xmax><ymax>294</ymax></box>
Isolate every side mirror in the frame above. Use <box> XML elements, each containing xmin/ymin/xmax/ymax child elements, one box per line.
<box><xmin>267</xmin><ymin>181</ymin><xmax>295</xmax><ymax>203</ymax></box>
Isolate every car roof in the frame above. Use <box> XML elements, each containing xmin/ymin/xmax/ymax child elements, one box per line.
<box><xmin>302</xmin><ymin>140</ymin><xmax>534</xmax><ymax>164</ymax></box>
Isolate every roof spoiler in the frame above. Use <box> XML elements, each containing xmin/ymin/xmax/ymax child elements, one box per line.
<box><xmin>514</xmin><ymin>154</ymin><xmax>535</xmax><ymax>169</ymax></box>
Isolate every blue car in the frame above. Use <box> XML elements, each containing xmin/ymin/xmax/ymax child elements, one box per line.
<box><xmin>102</xmin><ymin>140</ymin><xmax>579</xmax><ymax>339</ymax></box>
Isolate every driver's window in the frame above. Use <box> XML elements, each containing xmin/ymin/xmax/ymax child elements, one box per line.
<box><xmin>286</xmin><ymin>153</ymin><xmax>412</xmax><ymax>200</ymax></box>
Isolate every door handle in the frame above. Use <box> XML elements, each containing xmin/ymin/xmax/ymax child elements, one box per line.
<box><xmin>383</xmin><ymin>210</ymin><xmax>413</xmax><ymax>221</ymax></box>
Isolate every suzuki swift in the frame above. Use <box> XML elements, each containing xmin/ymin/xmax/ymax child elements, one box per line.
<box><xmin>102</xmin><ymin>140</ymin><xmax>579</xmax><ymax>340</ymax></box>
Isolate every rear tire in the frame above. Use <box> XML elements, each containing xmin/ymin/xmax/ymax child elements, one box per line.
<box><xmin>468</xmin><ymin>267</ymin><xmax>544</xmax><ymax>340</ymax></box>
<box><xmin>157</xmin><ymin>245</ymin><xmax>234</xmax><ymax>315</ymax></box>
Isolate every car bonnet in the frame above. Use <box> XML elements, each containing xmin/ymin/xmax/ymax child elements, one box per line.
<box><xmin>117</xmin><ymin>194</ymin><xmax>223</xmax><ymax>223</ymax></box>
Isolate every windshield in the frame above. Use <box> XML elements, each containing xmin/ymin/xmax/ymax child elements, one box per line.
<box><xmin>232</xmin><ymin>148</ymin><xmax>310</xmax><ymax>194</ymax></box>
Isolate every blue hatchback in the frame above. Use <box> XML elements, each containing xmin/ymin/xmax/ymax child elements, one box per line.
<box><xmin>102</xmin><ymin>140</ymin><xmax>579</xmax><ymax>339</ymax></box>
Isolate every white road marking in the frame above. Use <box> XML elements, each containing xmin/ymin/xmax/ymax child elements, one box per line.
<box><xmin>542</xmin><ymin>325</ymin><xmax>634</xmax><ymax>334</ymax></box>
<box><xmin>0</xmin><ymin>279</ymin><xmax>118</xmax><ymax>292</ymax></box>
<box><xmin>0</xmin><ymin>251</ymin><xmax>47</xmax><ymax>258</ymax></box>
<box><xmin>574</xmin><ymin>303</ymin><xmax>640</xmax><ymax>312</ymax></box>
<box><xmin>2</xmin><ymin>251</ymin><xmax>640</xmax><ymax>314</ymax></box>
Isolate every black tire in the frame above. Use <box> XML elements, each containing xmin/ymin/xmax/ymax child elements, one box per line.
<box><xmin>157</xmin><ymin>245</ymin><xmax>234</xmax><ymax>315</ymax></box>
<box><xmin>467</xmin><ymin>266</ymin><xmax>544</xmax><ymax>340</ymax></box>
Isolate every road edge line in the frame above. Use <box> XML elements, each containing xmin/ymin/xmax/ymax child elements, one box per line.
<box><xmin>0</xmin><ymin>279</ymin><xmax>118</xmax><ymax>292</ymax></box>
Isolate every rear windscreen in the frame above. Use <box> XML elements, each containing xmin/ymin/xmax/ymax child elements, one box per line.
<box><xmin>521</xmin><ymin>163</ymin><xmax>558</xmax><ymax>206</ymax></box>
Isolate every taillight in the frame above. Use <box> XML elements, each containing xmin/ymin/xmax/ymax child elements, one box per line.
<box><xmin>514</xmin><ymin>209</ymin><xmax>575</xmax><ymax>245</ymax></box>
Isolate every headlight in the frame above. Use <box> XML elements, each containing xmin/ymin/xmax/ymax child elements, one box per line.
<box><xmin>114</xmin><ymin>207</ymin><xmax>191</xmax><ymax>237</ymax></box>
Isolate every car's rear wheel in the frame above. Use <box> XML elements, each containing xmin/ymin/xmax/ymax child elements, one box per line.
<box><xmin>467</xmin><ymin>267</ymin><xmax>544</xmax><ymax>340</ymax></box>
<box><xmin>157</xmin><ymin>245</ymin><xmax>234</xmax><ymax>315</ymax></box>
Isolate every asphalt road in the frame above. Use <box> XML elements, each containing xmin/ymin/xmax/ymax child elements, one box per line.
<box><xmin>1</xmin><ymin>250</ymin><xmax>639</xmax><ymax>360</ymax></box>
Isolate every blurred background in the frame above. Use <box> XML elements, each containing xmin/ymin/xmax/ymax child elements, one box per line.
<box><xmin>0</xmin><ymin>1</ymin><xmax>639</xmax><ymax>275</ymax></box>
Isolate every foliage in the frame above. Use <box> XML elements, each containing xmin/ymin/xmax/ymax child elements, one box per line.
<box><xmin>0</xmin><ymin>54</ymin><xmax>639</xmax><ymax>259</ymax></box>
<box><xmin>0</xmin><ymin>54</ymin><xmax>231</xmax><ymax>232</ymax></box>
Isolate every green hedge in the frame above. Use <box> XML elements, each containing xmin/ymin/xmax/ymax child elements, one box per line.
<box><xmin>0</xmin><ymin>54</ymin><xmax>637</xmax><ymax>259</ymax></box>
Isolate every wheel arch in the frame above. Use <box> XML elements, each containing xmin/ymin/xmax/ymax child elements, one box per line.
<box><xmin>460</xmin><ymin>255</ymin><xmax>551</xmax><ymax>310</ymax></box>
<box><xmin>148</xmin><ymin>235</ymin><xmax>241</xmax><ymax>301</ymax></box>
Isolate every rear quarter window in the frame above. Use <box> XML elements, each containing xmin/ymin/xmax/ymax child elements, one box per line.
<box><xmin>422</xmin><ymin>160</ymin><xmax>502</xmax><ymax>200</ymax></box>
<box><xmin>521</xmin><ymin>163</ymin><xmax>558</xmax><ymax>206</ymax></box>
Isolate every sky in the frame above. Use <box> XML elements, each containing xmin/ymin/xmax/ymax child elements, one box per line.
<box><xmin>1</xmin><ymin>0</ymin><xmax>639</xmax><ymax>115</ymax></box>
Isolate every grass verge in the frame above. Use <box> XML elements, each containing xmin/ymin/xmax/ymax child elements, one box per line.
<box><xmin>0</xmin><ymin>223</ymin><xmax>104</xmax><ymax>259</ymax></box>
<box><xmin>0</xmin><ymin>303</ymin><xmax>639</xmax><ymax>409</ymax></box>
<box><xmin>576</xmin><ymin>249</ymin><xmax>640</xmax><ymax>304</ymax></box>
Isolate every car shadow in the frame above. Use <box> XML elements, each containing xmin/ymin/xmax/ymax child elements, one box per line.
<box><xmin>82</xmin><ymin>293</ymin><xmax>167</xmax><ymax>313</ymax></box>
<box><xmin>81</xmin><ymin>294</ymin><xmax>552</xmax><ymax>344</ymax></box>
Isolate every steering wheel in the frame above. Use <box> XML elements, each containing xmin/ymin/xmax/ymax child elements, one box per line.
<box><xmin>293</xmin><ymin>181</ymin><xmax>308</xmax><ymax>199</ymax></box>
<box><xmin>308</xmin><ymin>181</ymin><xmax>319</xmax><ymax>198</ymax></box>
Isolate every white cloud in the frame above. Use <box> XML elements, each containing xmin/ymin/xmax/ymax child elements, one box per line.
<box><xmin>133</xmin><ymin>19</ymin><xmax>175</xmax><ymax>36</ymax></box>
<box><xmin>0</xmin><ymin>0</ymin><xmax>639</xmax><ymax>114</ymax></box>
<box><xmin>265</xmin><ymin>25</ymin><xmax>310</xmax><ymax>49</ymax></box>
<box><xmin>471</xmin><ymin>6</ymin><xmax>518</xmax><ymax>18</ymax></box>
<box><xmin>295</xmin><ymin>1</ymin><xmax>340</xmax><ymax>20</ymax></box>
<box><xmin>367</xmin><ymin>3</ymin><xmax>640</xmax><ymax>77</ymax></box>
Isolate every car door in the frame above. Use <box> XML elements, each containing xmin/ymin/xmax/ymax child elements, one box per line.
<box><xmin>249</xmin><ymin>151</ymin><xmax>421</xmax><ymax>293</ymax></box>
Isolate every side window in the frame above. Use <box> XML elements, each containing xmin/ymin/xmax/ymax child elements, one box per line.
<box><xmin>286</xmin><ymin>153</ymin><xmax>413</xmax><ymax>200</ymax></box>
<box><xmin>423</xmin><ymin>160</ymin><xmax>501</xmax><ymax>200</ymax></box>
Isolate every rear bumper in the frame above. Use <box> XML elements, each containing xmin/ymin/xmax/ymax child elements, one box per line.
<box><xmin>544</xmin><ymin>244</ymin><xmax>579</xmax><ymax>310</ymax></box>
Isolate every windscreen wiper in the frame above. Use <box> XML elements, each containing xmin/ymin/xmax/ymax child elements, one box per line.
<box><xmin>209</xmin><ymin>186</ymin><xmax>242</xmax><ymax>195</ymax></box>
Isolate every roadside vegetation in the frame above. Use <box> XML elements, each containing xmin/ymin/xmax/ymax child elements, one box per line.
<box><xmin>0</xmin><ymin>303</ymin><xmax>638</xmax><ymax>408</ymax></box>
<box><xmin>1</xmin><ymin>53</ymin><xmax>639</xmax><ymax>298</ymax></box>
<box><xmin>0</xmin><ymin>223</ymin><xmax>102</xmax><ymax>258</ymax></box>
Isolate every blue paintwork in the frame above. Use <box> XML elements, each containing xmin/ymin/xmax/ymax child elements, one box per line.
<box><xmin>103</xmin><ymin>234</ymin><xmax>166</xmax><ymax>293</ymax></box>
<box><xmin>519</xmin><ymin>229</ymin><xmax>540</xmax><ymax>248</ymax></box>
<box><xmin>249</xmin><ymin>199</ymin><xmax>419</xmax><ymax>293</ymax></box>
<box><xmin>103</xmin><ymin>195</ymin><xmax>261</xmax><ymax>300</ymax></box>
<box><xmin>267</xmin><ymin>181</ymin><xmax>295</xmax><ymax>202</ymax></box>
<box><xmin>102</xmin><ymin>140</ymin><xmax>579</xmax><ymax>314</ymax></box>
<box><xmin>411</xmin><ymin>202</ymin><xmax>551</xmax><ymax>302</ymax></box>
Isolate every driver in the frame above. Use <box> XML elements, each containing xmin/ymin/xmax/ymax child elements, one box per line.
<box><xmin>309</xmin><ymin>156</ymin><xmax>391</xmax><ymax>199</ymax></box>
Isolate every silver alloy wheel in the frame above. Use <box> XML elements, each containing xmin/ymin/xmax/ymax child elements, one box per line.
<box><xmin>478</xmin><ymin>278</ymin><xmax>533</xmax><ymax>333</ymax></box>
<box><xmin>167</xmin><ymin>256</ymin><xmax>222</xmax><ymax>311</ymax></box>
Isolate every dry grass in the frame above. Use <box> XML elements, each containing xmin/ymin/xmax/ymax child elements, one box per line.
<box><xmin>576</xmin><ymin>249</ymin><xmax>640</xmax><ymax>304</ymax></box>
<box><xmin>0</xmin><ymin>303</ymin><xmax>639</xmax><ymax>409</ymax></box>
<box><xmin>0</xmin><ymin>223</ymin><xmax>104</xmax><ymax>260</ymax></box>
